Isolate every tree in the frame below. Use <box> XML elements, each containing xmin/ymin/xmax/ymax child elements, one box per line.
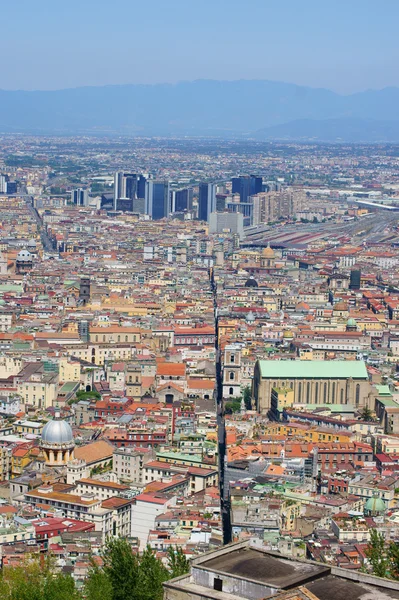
<box><xmin>136</xmin><ymin>545</ymin><xmax>169</xmax><ymax>600</ymax></box>
<box><xmin>388</xmin><ymin>541</ymin><xmax>399</xmax><ymax>580</ymax></box>
<box><xmin>360</xmin><ymin>406</ymin><xmax>373</xmax><ymax>422</ymax></box>
<box><xmin>167</xmin><ymin>546</ymin><xmax>190</xmax><ymax>578</ymax></box>
<box><xmin>243</xmin><ymin>385</ymin><xmax>252</xmax><ymax>410</ymax></box>
<box><xmin>84</xmin><ymin>561</ymin><xmax>113</xmax><ymax>600</ymax></box>
<box><xmin>366</xmin><ymin>529</ymin><xmax>388</xmax><ymax>578</ymax></box>
<box><xmin>0</xmin><ymin>555</ymin><xmax>80</xmax><ymax>600</ymax></box>
<box><xmin>224</xmin><ymin>400</ymin><xmax>241</xmax><ymax>414</ymax></box>
<box><xmin>101</xmin><ymin>537</ymin><xmax>139</xmax><ymax>600</ymax></box>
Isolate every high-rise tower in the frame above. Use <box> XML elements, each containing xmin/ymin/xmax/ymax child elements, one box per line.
<box><xmin>198</xmin><ymin>183</ymin><xmax>216</xmax><ymax>222</ymax></box>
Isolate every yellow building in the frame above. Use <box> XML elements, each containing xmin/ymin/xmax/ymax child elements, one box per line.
<box><xmin>264</xmin><ymin>422</ymin><xmax>352</xmax><ymax>444</ymax></box>
<box><xmin>17</xmin><ymin>375</ymin><xmax>58</xmax><ymax>410</ymax></box>
<box><xmin>59</xmin><ymin>358</ymin><xmax>81</xmax><ymax>383</ymax></box>
<box><xmin>89</xmin><ymin>326</ymin><xmax>141</xmax><ymax>344</ymax></box>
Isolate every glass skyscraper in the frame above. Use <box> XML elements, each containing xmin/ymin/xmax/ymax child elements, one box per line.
<box><xmin>198</xmin><ymin>183</ymin><xmax>216</xmax><ymax>222</ymax></box>
<box><xmin>232</xmin><ymin>175</ymin><xmax>262</xmax><ymax>203</ymax></box>
<box><xmin>145</xmin><ymin>180</ymin><xmax>170</xmax><ymax>220</ymax></box>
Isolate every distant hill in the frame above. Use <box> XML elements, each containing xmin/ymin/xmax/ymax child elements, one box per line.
<box><xmin>254</xmin><ymin>118</ymin><xmax>399</xmax><ymax>143</ymax></box>
<box><xmin>1</xmin><ymin>80</ymin><xmax>399</xmax><ymax>140</ymax></box>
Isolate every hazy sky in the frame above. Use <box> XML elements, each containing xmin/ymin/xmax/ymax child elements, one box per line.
<box><xmin>2</xmin><ymin>0</ymin><xmax>398</xmax><ymax>93</ymax></box>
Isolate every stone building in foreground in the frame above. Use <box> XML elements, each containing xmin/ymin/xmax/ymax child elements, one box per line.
<box><xmin>164</xmin><ymin>541</ymin><xmax>399</xmax><ymax>600</ymax></box>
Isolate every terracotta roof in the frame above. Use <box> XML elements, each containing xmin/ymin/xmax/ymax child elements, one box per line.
<box><xmin>157</xmin><ymin>363</ymin><xmax>186</xmax><ymax>377</ymax></box>
<box><xmin>74</xmin><ymin>439</ymin><xmax>114</xmax><ymax>465</ymax></box>
<box><xmin>187</xmin><ymin>379</ymin><xmax>215</xmax><ymax>390</ymax></box>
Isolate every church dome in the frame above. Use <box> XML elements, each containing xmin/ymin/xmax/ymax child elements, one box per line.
<box><xmin>27</xmin><ymin>239</ymin><xmax>37</xmax><ymax>248</ymax></box>
<box><xmin>245</xmin><ymin>276</ymin><xmax>258</xmax><ymax>288</ymax></box>
<box><xmin>262</xmin><ymin>244</ymin><xmax>275</xmax><ymax>258</ymax></box>
<box><xmin>16</xmin><ymin>249</ymin><xmax>32</xmax><ymax>262</ymax></box>
<box><xmin>346</xmin><ymin>317</ymin><xmax>357</xmax><ymax>328</ymax></box>
<box><xmin>41</xmin><ymin>417</ymin><xmax>74</xmax><ymax>446</ymax></box>
<box><xmin>364</xmin><ymin>494</ymin><xmax>386</xmax><ymax>515</ymax></box>
<box><xmin>333</xmin><ymin>301</ymin><xmax>348</xmax><ymax>312</ymax></box>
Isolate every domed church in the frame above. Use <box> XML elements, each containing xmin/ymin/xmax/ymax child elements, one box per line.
<box><xmin>15</xmin><ymin>249</ymin><xmax>33</xmax><ymax>274</ymax></box>
<box><xmin>40</xmin><ymin>410</ymin><xmax>75</xmax><ymax>466</ymax></box>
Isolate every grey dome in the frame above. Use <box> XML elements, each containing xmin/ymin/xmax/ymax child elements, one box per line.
<box><xmin>27</xmin><ymin>239</ymin><xmax>37</xmax><ymax>248</ymax></box>
<box><xmin>16</xmin><ymin>250</ymin><xmax>32</xmax><ymax>261</ymax></box>
<box><xmin>41</xmin><ymin>418</ymin><xmax>74</xmax><ymax>445</ymax></box>
<box><xmin>245</xmin><ymin>276</ymin><xmax>258</xmax><ymax>288</ymax></box>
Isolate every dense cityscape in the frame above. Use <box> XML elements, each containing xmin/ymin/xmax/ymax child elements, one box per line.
<box><xmin>0</xmin><ymin>134</ymin><xmax>398</xmax><ymax>598</ymax></box>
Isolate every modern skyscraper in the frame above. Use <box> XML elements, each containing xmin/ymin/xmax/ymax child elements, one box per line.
<box><xmin>113</xmin><ymin>172</ymin><xmax>147</xmax><ymax>212</ymax></box>
<box><xmin>198</xmin><ymin>183</ymin><xmax>216</xmax><ymax>222</ymax></box>
<box><xmin>124</xmin><ymin>174</ymin><xmax>138</xmax><ymax>202</ymax></box>
<box><xmin>6</xmin><ymin>181</ymin><xmax>17</xmax><ymax>195</ymax></box>
<box><xmin>145</xmin><ymin>180</ymin><xmax>170</xmax><ymax>220</ymax></box>
<box><xmin>173</xmin><ymin>188</ymin><xmax>194</xmax><ymax>212</ymax></box>
<box><xmin>232</xmin><ymin>175</ymin><xmax>262</xmax><ymax>203</ymax></box>
<box><xmin>113</xmin><ymin>171</ymin><xmax>125</xmax><ymax>209</ymax></box>
<box><xmin>137</xmin><ymin>175</ymin><xmax>147</xmax><ymax>200</ymax></box>
<box><xmin>71</xmin><ymin>188</ymin><xmax>88</xmax><ymax>206</ymax></box>
<box><xmin>0</xmin><ymin>176</ymin><xmax>7</xmax><ymax>194</ymax></box>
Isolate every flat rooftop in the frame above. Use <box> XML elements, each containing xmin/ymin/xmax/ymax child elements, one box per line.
<box><xmin>306</xmin><ymin>573</ymin><xmax>399</xmax><ymax>600</ymax></box>
<box><xmin>200</xmin><ymin>547</ymin><xmax>327</xmax><ymax>589</ymax></box>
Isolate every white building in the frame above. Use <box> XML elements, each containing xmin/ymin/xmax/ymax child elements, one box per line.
<box><xmin>131</xmin><ymin>492</ymin><xmax>176</xmax><ymax>548</ymax></box>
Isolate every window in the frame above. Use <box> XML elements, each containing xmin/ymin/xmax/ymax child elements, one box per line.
<box><xmin>355</xmin><ymin>384</ymin><xmax>360</xmax><ymax>406</ymax></box>
<box><xmin>214</xmin><ymin>579</ymin><xmax>223</xmax><ymax>592</ymax></box>
<box><xmin>306</xmin><ymin>382</ymin><xmax>310</xmax><ymax>402</ymax></box>
<box><xmin>230</xmin><ymin>354</ymin><xmax>235</xmax><ymax>363</ymax></box>
<box><xmin>340</xmin><ymin>388</ymin><xmax>344</xmax><ymax>403</ymax></box>
<box><xmin>229</xmin><ymin>387</ymin><xmax>234</xmax><ymax>395</ymax></box>
<box><xmin>229</xmin><ymin>372</ymin><xmax>235</xmax><ymax>381</ymax></box>
<box><xmin>298</xmin><ymin>382</ymin><xmax>302</xmax><ymax>402</ymax></box>
<box><xmin>315</xmin><ymin>382</ymin><xmax>318</xmax><ymax>403</ymax></box>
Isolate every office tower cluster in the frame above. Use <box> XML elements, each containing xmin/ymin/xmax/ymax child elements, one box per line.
<box><xmin>113</xmin><ymin>171</ymin><xmax>196</xmax><ymax>221</ymax></box>
<box><xmin>110</xmin><ymin>171</ymin><xmax>300</xmax><ymax>227</ymax></box>
<box><xmin>114</xmin><ymin>172</ymin><xmax>146</xmax><ymax>213</ymax></box>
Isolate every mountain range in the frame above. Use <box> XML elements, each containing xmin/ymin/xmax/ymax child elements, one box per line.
<box><xmin>1</xmin><ymin>80</ymin><xmax>399</xmax><ymax>141</ymax></box>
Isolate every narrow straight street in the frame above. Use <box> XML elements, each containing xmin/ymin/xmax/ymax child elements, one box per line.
<box><xmin>24</xmin><ymin>194</ymin><xmax>54</xmax><ymax>252</ymax></box>
<box><xmin>211</xmin><ymin>268</ymin><xmax>232</xmax><ymax>545</ymax></box>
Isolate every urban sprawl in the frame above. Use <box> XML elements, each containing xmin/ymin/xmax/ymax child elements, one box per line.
<box><xmin>1</xmin><ymin>136</ymin><xmax>399</xmax><ymax>598</ymax></box>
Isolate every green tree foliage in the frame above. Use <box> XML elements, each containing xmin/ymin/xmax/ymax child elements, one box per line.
<box><xmin>83</xmin><ymin>562</ymin><xmax>113</xmax><ymax>600</ymax></box>
<box><xmin>0</xmin><ymin>556</ymin><xmax>80</xmax><ymax>600</ymax></box>
<box><xmin>360</xmin><ymin>406</ymin><xmax>373</xmax><ymax>422</ymax></box>
<box><xmin>0</xmin><ymin>540</ymin><xmax>190</xmax><ymax>600</ymax></box>
<box><xmin>388</xmin><ymin>541</ymin><xmax>399</xmax><ymax>580</ymax></box>
<box><xmin>224</xmin><ymin>400</ymin><xmax>241</xmax><ymax>414</ymax></box>
<box><xmin>136</xmin><ymin>545</ymin><xmax>169</xmax><ymax>600</ymax></box>
<box><xmin>167</xmin><ymin>546</ymin><xmax>190</xmax><ymax>578</ymax></box>
<box><xmin>243</xmin><ymin>385</ymin><xmax>252</xmax><ymax>410</ymax></box>
<box><xmin>96</xmin><ymin>538</ymin><xmax>185</xmax><ymax>600</ymax></box>
<box><xmin>366</xmin><ymin>529</ymin><xmax>388</xmax><ymax>578</ymax></box>
<box><xmin>101</xmin><ymin>537</ymin><xmax>140</xmax><ymax>600</ymax></box>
